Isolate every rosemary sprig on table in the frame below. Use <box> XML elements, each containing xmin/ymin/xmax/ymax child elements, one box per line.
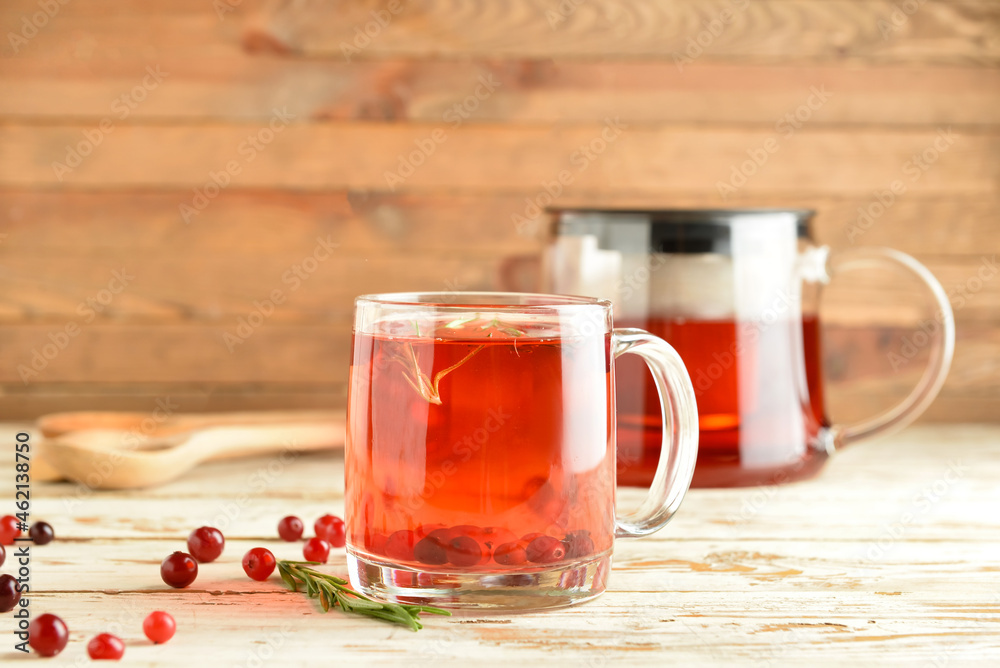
<box><xmin>276</xmin><ymin>561</ymin><xmax>451</xmax><ymax>631</ymax></box>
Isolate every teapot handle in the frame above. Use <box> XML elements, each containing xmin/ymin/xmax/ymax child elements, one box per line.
<box><xmin>822</xmin><ymin>247</ymin><xmax>956</xmax><ymax>450</ymax></box>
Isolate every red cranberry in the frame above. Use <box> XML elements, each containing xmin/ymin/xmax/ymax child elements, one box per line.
<box><xmin>0</xmin><ymin>515</ymin><xmax>21</xmax><ymax>545</ymax></box>
<box><xmin>563</xmin><ymin>530</ymin><xmax>595</xmax><ymax>558</ymax></box>
<box><xmin>87</xmin><ymin>633</ymin><xmax>125</xmax><ymax>660</ymax></box>
<box><xmin>479</xmin><ymin>526</ymin><xmax>518</xmax><ymax>551</ymax></box>
<box><xmin>448</xmin><ymin>525</ymin><xmax>491</xmax><ymax>561</ymax></box>
<box><xmin>277</xmin><ymin>516</ymin><xmax>304</xmax><ymax>541</ymax></box>
<box><xmin>445</xmin><ymin>535</ymin><xmax>483</xmax><ymax>567</ymax></box>
<box><xmin>143</xmin><ymin>611</ymin><xmax>176</xmax><ymax>644</ymax></box>
<box><xmin>303</xmin><ymin>538</ymin><xmax>331</xmax><ymax>564</ymax></box>
<box><xmin>494</xmin><ymin>542</ymin><xmax>528</xmax><ymax>566</ymax></box>
<box><xmin>427</xmin><ymin>527</ymin><xmax>458</xmax><ymax>541</ymax></box>
<box><xmin>242</xmin><ymin>547</ymin><xmax>276</xmax><ymax>581</ymax></box>
<box><xmin>0</xmin><ymin>573</ymin><xmax>21</xmax><ymax>612</ymax></box>
<box><xmin>466</xmin><ymin>526</ymin><xmax>518</xmax><ymax>564</ymax></box>
<box><xmin>28</xmin><ymin>521</ymin><xmax>54</xmax><ymax>546</ymax></box>
<box><xmin>28</xmin><ymin>613</ymin><xmax>68</xmax><ymax>657</ymax></box>
<box><xmin>414</xmin><ymin>535</ymin><xmax>448</xmax><ymax>565</ymax></box>
<box><xmin>384</xmin><ymin>530</ymin><xmax>418</xmax><ymax>561</ymax></box>
<box><xmin>367</xmin><ymin>532</ymin><xmax>389</xmax><ymax>555</ymax></box>
<box><xmin>414</xmin><ymin>523</ymin><xmax>447</xmax><ymax>539</ymax></box>
<box><xmin>314</xmin><ymin>515</ymin><xmax>346</xmax><ymax>548</ymax></box>
<box><xmin>526</xmin><ymin>535</ymin><xmax>566</xmax><ymax>564</ymax></box>
<box><xmin>187</xmin><ymin>526</ymin><xmax>224</xmax><ymax>563</ymax></box>
<box><xmin>160</xmin><ymin>552</ymin><xmax>198</xmax><ymax>588</ymax></box>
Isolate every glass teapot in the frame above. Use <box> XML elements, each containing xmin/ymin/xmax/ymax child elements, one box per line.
<box><xmin>542</xmin><ymin>209</ymin><xmax>955</xmax><ymax>488</ymax></box>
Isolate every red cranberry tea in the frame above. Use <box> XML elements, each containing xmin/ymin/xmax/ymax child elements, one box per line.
<box><xmin>616</xmin><ymin>315</ymin><xmax>827</xmax><ymax>488</ymax></box>
<box><xmin>346</xmin><ymin>316</ymin><xmax>614</xmax><ymax>571</ymax></box>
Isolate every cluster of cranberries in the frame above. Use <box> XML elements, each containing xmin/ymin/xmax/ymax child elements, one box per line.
<box><xmin>23</xmin><ymin>610</ymin><xmax>176</xmax><ymax>660</ymax></box>
<box><xmin>277</xmin><ymin>514</ymin><xmax>346</xmax><ymax>565</ymax></box>
<box><xmin>160</xmin><ymin>514</ymin><xmax>346</xmax><ymax>587</ymax></box>
<box><xmin>1</xmin><ymin>516</ymin><xmax>176</xmax><ymax>659</ymax></box>
<box><xmin>0</xmin><ymin>515</ymin><xmax>55</xmax><ymax>548</ymax></box>
<box><xmin>158</xmin><ymin>525</ymin><xmax>226</xmax><ymax>589</ymax></box>
<box><xmin>373</xmin><ymin>525</ymin><xmax>595</xmax><ymax>567</ymax></box>
<box><xmin>1</xmin><ymin>517</ymin><xmax>57</xmax><ymax>614</ymax></box>
<box><xmin>244</xmin><ymin>513</ymin><xmax>346</xmax><ymax>579</ymax></box>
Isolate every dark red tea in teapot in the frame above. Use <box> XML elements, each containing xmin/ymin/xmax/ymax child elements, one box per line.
<box><xmin>544</xmin><ymin>208</ymin><xmax>953</xmax><ymax>489</ymax></box>
<box><xmin>616</xmin><ymin>315</ymin><xmax>826</xmax><ymax>487</ymax></box>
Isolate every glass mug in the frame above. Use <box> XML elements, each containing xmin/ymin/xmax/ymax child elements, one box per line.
<box><xmin>344</xmin><ymin>292</ymin><xmax>699</xmax><ymax>609</ymax></box>
<box><xmin>542</xmin><ymin>209</ymin><xmax>955</xmax><ymax>488</ymax></box>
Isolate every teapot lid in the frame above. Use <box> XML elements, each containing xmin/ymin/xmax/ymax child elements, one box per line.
<box><xmin>548</xmin><ymin>208</ymin><xmax>813</xmax><ymax>254</ymax></box>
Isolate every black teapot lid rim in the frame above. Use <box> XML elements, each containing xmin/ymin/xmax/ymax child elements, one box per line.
<box><xmin>548</xmin><ymin>207</ymin><xmax>813</xmax><ymax>223</ymax></box>
<box><xmin>547</xmin><ymin>208</ymin><xmax>813</xmax><ymax>253</ymax></box>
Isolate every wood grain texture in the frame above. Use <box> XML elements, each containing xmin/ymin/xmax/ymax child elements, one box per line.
<box><xmin>2</xmin><ymin>124</ymin><xmax>996</xmax><ymax>194</ymax></box>
<box><xmin>0</xmin><ymin>255</ymin><xmax>498</xmax><ymax>321</ymax></box>
<box><xmin>247</xmin><ymin>0</ymin><xmax>1000</xmax><ymax>65</ymax></box>
<box><xmin>0</xmin><ymin>252</ymin><xmax>994</xmax><ymax>322</ymax></box>
<box><xmin>1</xmin><ymin>423</ymin><xmax>997</xmax><ymax>665</ymax></box>
<box><xmin>2</xmin><ymin>190</ymin><xmax>998</xmax><ymax>256</ymax></box>
<box><xmin>5</xmin><ymin>0</ymin><xmax>985</xmax><ymax>65</ymax></box>
<box><xmin>3</xmin><ymin>59</ymin><xmax>999</xmax><ymax>127</ymax></box>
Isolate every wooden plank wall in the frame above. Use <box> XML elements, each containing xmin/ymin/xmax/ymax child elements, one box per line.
<box><xmin>0</xmin><ymin>0</ymin><xmax>997</xmax><ymax>423</ymax></box>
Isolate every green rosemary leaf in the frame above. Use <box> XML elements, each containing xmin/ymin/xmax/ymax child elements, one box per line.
<box><xmin>276</xmin><ymin>561</ymin><xmax>450</xmax><ymax>632</ymax></box>
<box><xmin>278</xmin><ymin>566</ymin><xmax>297</xmax><ymax>592</ymax></box>
<box><xmin>362</xmin><ymin>608</ymin><xmax>420</xmax><ymax>632</ymax></box>
<box><xmin>319</xmin><ymin>581</ymin><xmax>340</xmax><ymax>609</ymax></box>
<box><xmin>406</xmin><ymin>605</ymin><xmax>453</xmax><ymax>616</ymax></box>
<box><xmin>337</xmin><ymin>595</ymin><xmax>384</xmax><ymax>611</ymax></box>
<box><xmin>444</xmin><ymin>315</ymin><xmax>478</xmax><ymax>329</ymax></box>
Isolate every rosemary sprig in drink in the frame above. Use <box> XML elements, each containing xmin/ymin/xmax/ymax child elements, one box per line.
<box><xmin>390</xmin><ymin>315</ymin><xmax>525</xmax><ymax>404</ymax></box>
<box><xmin>277</xmin><ymin>561</ymin><xmax>451</xmax><ymax>631</ymax></box>
<box><xmin>390</xmin><ymin>343</ymin><xmax>484</xmax><ymax>405</ymax></box>
<box><xmin>444</xmin><ymin>314</ymin><xmax>526</xmax><ymax>338</ymax></box>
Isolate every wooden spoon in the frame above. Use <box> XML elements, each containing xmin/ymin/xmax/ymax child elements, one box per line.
<box><xmin>31</xmin><ymin>409</ymin><xmax>341</xmax><ymax>482</ymax></box>
<box><xmin>40</xmin><ymin>421</ymin><xmax>344</xmax><ymax>490</ymax></box>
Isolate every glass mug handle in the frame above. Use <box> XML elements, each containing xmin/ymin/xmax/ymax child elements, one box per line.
<box><xmin>611</xmin><ymin>329</ymin><xmax>700</xmax><ymax>538</ymax></box>
<box><xmin>820</xmin><ymin>247</ymin><xmax>956</xmax><ymax>450</ymax></box>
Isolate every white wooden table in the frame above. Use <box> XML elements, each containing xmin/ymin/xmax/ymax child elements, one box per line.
<box><xmin>1</xmin><ymin>424</ymin><xmax>999</xmax><ymax>666</ymax></box>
